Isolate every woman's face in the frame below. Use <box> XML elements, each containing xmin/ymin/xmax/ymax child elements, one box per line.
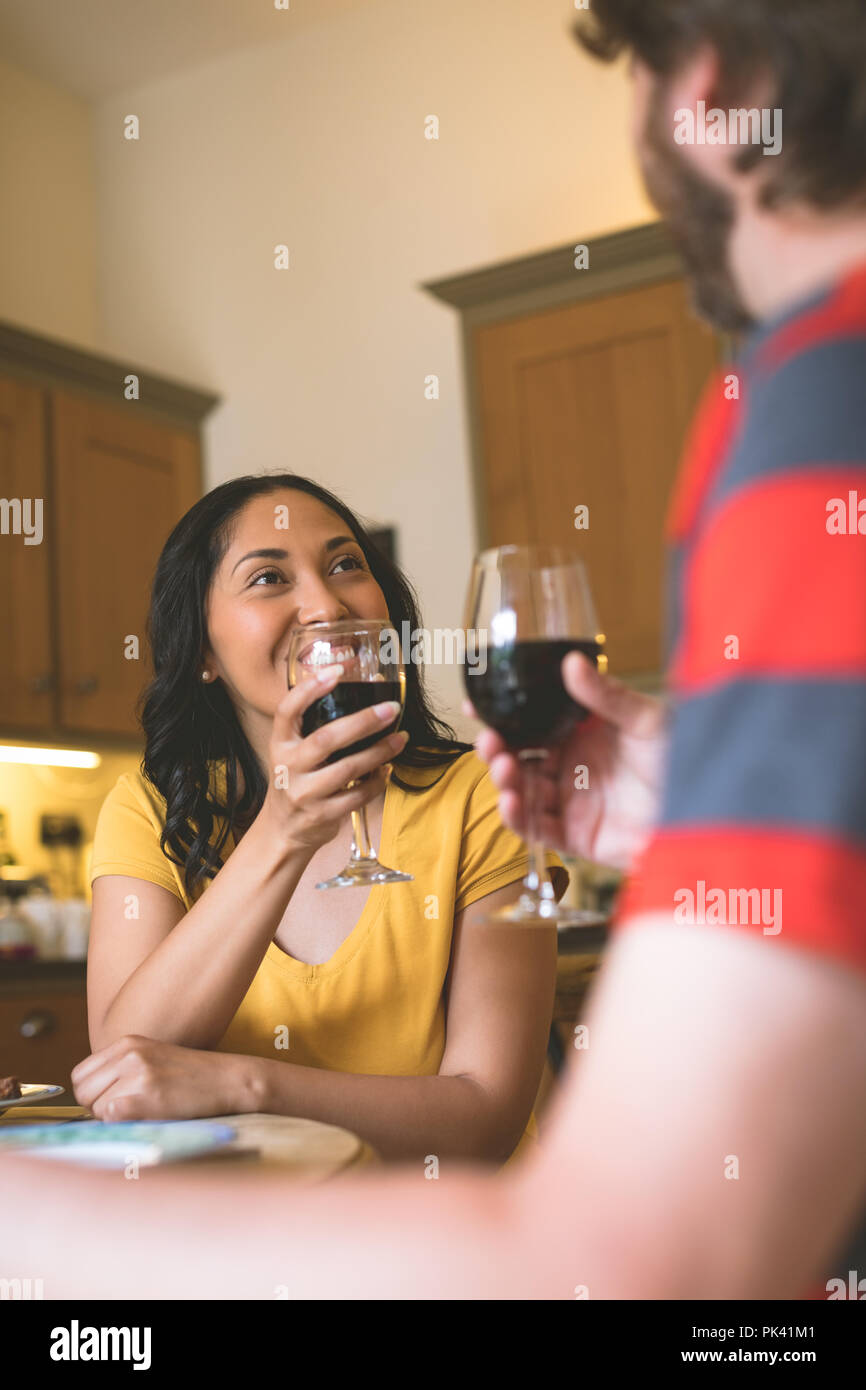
<box><xmin>202</xmin><ymin>490</ymin><xmax>389</xmax><ymax>719</ymax></box>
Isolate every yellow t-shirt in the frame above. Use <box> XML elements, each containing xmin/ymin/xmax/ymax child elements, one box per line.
<box><xmin>90</xmin><ymin>750</ymin><xmax>568</xmax><ymax>1162</ymax></box>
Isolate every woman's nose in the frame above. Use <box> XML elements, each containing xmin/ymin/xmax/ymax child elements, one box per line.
<box><xmin>295</xmin><ymin>577</ymin><xmax>350</xmax><ymax>626</ymax></box>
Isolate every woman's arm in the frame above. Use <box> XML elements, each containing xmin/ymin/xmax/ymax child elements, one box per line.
<box><xmin>89</xmin><ymin>823</ymin><xmax>311</xmax><ymax>1052</ymax></box>
<box><xmin>89</xmin><ymin>681</ymin><xmax>401</xmax><ymax>1051</ymax></box>
<box><xmin>253</xmin><ymin>876</ymin><xmax>557</xmax><ymax>1162</ymax></box>
<box><xmin>74</xmin><ymin>878</ymin><xmax>558</xmax><ymax>1164</ymax></box>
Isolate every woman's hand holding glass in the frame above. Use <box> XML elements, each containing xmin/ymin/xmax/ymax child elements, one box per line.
<box><xmin>261</xmin><ymin>664</ymin><xmax>407</xmax><ymax>855</ymax></box>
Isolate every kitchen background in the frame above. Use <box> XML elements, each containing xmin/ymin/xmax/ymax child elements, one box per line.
<box><xmin>0</xmin><ymin>0</ymin><xmax>658</xmax><ymax>913</ymax></box>
<box><xmin>1</xmin><ymin>1</ymin><xmax>722</xmax><ymax>1117</ymax></box>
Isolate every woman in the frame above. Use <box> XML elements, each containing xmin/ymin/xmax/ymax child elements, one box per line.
<box><xmin>78</xmin><ymin>473</ymin><xmax>567</xmax><ymax>1164</ymax></box>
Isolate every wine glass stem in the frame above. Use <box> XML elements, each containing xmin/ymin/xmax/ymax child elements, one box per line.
<box><xmin>521</xmin><ymin>750</ymin><xmax>556</xmax><ymax>906</ymax></box>
<box><xmin>349</xmin><ymin>806</ymin><xmax>378</xmax><ymax>865</ymax></box>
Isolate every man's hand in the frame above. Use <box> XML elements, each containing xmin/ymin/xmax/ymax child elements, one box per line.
<box><xmin>466</xmin><ymin>652</ymin><xmax>667</xmax><ymax>870</ymax></box>
<box><xmin>71</xmin><ymin>1036</ymin><xmax>260</xmax><ymax>1121</ymax></box>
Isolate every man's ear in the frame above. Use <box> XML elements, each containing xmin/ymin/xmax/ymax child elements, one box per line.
<box><xmin>667</xmin><ymin>42</ymin><xmax>721</xmax><ymax>119</ymax></box>
<box><xmin>662</xmin><ymin>43</ymin><xmax>743</xmax><ymax>192</ymax></box>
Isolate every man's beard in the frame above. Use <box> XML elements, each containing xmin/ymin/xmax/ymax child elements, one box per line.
<box><xmin>639</xmin><ymin>91</ymin><xmax>757</xmax><ymax>334</ymax></box>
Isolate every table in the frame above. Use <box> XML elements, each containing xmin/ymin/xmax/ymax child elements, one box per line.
<box><xmin>0</xmin><ymin>1105</ymin><xmax>379</xmax><ymax>1181</ymax></box>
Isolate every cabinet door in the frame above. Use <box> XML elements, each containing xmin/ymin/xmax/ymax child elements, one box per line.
<box><xmin>0</xmin><ymin>987</ymin><xmax>91</xmax><ymax>1097</ymax></box>
<box><xmin>52</xmin><ymin>392</ymin><xmax>202</xmax><ymax>736</ymax></box>
<box><xmin>0</xmin><ymin>377</ymin><xmax>55</xmax><ymax>729</ymax></box>
<box><xmin>473</xmin><ymin>278</ymin><xmax>720</xmax><ymax>677</ymax></box>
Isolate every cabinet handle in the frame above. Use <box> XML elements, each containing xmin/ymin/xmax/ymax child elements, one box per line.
<box><xmin>29</xmin><ymin>673</ymin><xmax>55</xmax><ymax>694</ymax></box>
<box><xmin>20</xmin><ymin>1010</ymin><xmax>56</xmax><ymax>1038</ymax></box>
<box><xmin>73</xmin><ymin>676</ymin><xmax>99</xmax><ymax>695</ymax></box>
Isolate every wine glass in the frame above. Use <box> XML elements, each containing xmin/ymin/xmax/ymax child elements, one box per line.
<box><xmin>286</xmin><ymin>618</ymin><xmax>413</xmax><ymax>889</ymax></box>
<box><xmin>463</xmin><ymin>544</ymin><xmax>607</xmax><ymax>926</ymax></box>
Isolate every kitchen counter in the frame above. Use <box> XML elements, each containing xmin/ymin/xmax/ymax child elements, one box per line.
<box><xmin>0</xmin><ymin>958</ymin><xmax>86</xmax><ymax>991</ymax></box>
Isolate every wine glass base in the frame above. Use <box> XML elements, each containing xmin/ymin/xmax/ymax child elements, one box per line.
<box><xmin>316</xmin><ymin>862</ymin><xmax>414</xmax><ymax>889</ymax></box>
<box><xmin>487</xmin><ymin>899</ymin><xmax>608</xmax><ymax>928</ymax></box>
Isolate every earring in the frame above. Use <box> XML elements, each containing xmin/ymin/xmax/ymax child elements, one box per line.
<box><xmin>201</xmin><ymin>670</ymin><xmax>210</xmax><ymax>682</ymax></box>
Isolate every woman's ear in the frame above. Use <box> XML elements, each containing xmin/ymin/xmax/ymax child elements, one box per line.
<box><xmin>199</xmin><ymin>650</ymin><xmax>219</xmax><ymax>682</ymax></box>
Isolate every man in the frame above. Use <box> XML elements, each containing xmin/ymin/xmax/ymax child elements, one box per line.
<box><xmin>2</xmin><ymin>0</ymin><xmax>866</xmax><ymax>1299</ymax></box>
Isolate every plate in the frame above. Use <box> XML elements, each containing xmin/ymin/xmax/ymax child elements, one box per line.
<box><xmin>0</xmin><ymin>1083</ymin><xmax>65</xmax><ymax>1117</ymax></box>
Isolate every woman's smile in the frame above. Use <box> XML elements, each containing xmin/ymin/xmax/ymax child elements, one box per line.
<box><xmin>296</xmin><ymin>635</ymin><xmax>362</xmax><ymax>670</ymax></box>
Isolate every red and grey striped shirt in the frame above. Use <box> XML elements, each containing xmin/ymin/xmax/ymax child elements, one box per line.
<box><xmin>617</xmin><ymin>258</ymin><xmax>866</xmax><ymax>1299</ymax></box>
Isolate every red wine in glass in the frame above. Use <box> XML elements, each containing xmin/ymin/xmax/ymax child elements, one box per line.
<box><xmin>287</xmin><ymin>620</ymin><xmax>412</xmax><ymax>888</ymax></box>
<box><xmin>467</xmin><ymin>637</ymin><xmax>604</xmax><ymax>751</ymax></box>
<box><xmin>463</xmin><ymin>545</ymin><xmax>606</xmax><ymax>926</ymax></box>
<box><xmin>302</xmin><ymin>681</ymin><xmax>403</xmax><ymax>762</ymax></box>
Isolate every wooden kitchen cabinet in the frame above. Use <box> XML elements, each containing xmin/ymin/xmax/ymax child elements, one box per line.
<box><xmin>424</xmin><ymin>223</ymin><xmax>724</xmax><ymax>683</ymax></box>
<box><xmin>52</xmin><ymin>392</ymin><xmax>202</xmax><ymax>736</ymax></box>
<box><xmin>472</xmin><ymin>277</ymin><xmax>719</xmax><ymax>675</ymax></box>
<box><xmin>0</xmin><ymin>322</ymin><xmax>218</xmax><ymax>742</ymax></box>
<box><xmin>0</xmin><ymin>964</ymin><xmax>90</xmax><ymax>1102</ymax></box>
<box><xmin>0</xmin><ymin>378</ymin><xmax>54</xmax><ymax>730</ymax></box>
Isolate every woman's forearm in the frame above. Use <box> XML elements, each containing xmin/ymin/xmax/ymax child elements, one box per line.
<box><xmin>98</xmin><ymin>809</ymin><xmax>313</xmax><ymax>1051</ymax></box>
<box><xmin>252</xmin><ymin>1056</ymin><xmax>522</xmax><ymax>1164</ymax></box>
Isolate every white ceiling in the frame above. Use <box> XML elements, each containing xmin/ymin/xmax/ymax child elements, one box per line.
<box><xmin>0</xmin><ymin>0</ymin><xmax>364</xmax><ymax>100</ymax></box>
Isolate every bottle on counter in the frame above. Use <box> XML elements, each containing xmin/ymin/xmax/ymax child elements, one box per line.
<box><xmin>0</xmin><ymin>810</ymin><xmax>18</xmax><ymax>869</ymax></box>
<box><xmin>57</xmin><ymin>898</ymin><xmax>91</xmax><ymax>960</ymax></box>
<box><xmin>0</xmin><ymin>876</ymin><xmax>38</xmax><ymax>960</ymax></box>
<box><xmin>20</xmin><ymin>879</ymin><xmax>63</xmax><ymax>960</ymax></box>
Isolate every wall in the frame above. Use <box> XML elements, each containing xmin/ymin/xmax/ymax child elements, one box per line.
<box><xmin>90</xmin><ymin>0</ymin><xmax>653</xmax><ymax>733</ymax></box>
<box><xmin>0</xmin><ymin>56</ymin><xmax>98</xmax><ymax>346</ymax></box>
<box><xmin>0</xmin><ymin>0</ymin><xmax>653</xmax><ymax>886</ymax></box>
<box><xmin>0</xmin><ymin>57</ymin><xmax>105</xmax><ymax>887</ymax></box>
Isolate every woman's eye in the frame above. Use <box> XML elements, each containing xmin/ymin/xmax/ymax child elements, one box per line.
<box><xmin>249</xmin><ymin>556</ymin><xmax>364</xmax><ymax>586</ymax></box>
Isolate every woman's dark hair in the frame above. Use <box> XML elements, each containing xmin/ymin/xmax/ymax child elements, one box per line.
<box><xmin>137</xmin><ymin>473</ymin><xmax>472</xmax><ymax>899</ymax></box>
<box><xmin>574</xmin><ymin>0</ymin><xmax>866</xmax><ymax>211</ymax></box>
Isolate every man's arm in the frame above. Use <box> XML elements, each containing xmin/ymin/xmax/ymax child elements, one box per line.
<box><xmin>4</xmin><ymin>912</ymin><xmax>865</xmax><ymax>1299</ymax></box>
<box><xmin>514</xmin><ymin>917</ymin><xmax>866</xmax><ymax>1299</ymax></box>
